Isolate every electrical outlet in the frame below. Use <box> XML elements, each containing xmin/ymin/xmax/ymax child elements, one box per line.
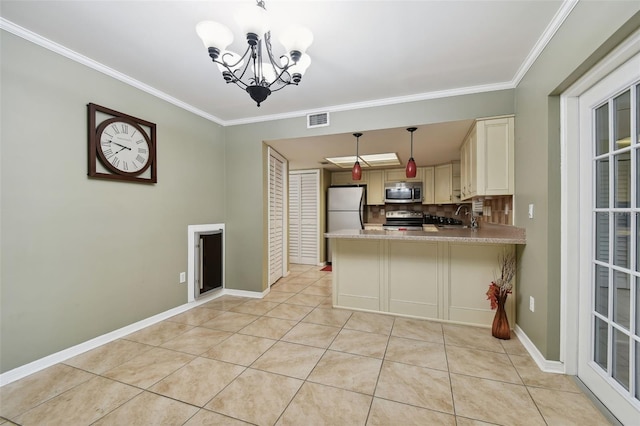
<box><xmin>529</xmin><ymin>296</ymin><xmax>535</xmax><ymax>312</ymax></box>
<box><xmin>179</xmin><ymin>272</ymin><xmax>186</xmax><ymax>283</ymax></box>
<box><xmin>528</xmin><ymin>204</ymin><xmax>534</xmax><ymax>219</ymax></box>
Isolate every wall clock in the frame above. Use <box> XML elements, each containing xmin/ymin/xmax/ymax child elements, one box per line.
<box><xmin>88</xmin><ymin>103</ymin><xmax>157</xmax><ymax>183</ymax></box>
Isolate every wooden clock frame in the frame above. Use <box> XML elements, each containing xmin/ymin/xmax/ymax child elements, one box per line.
<box><xmin>88</xmin><ymin>103</ymin><xmax>157</xmax><ymax>183</ymax></box>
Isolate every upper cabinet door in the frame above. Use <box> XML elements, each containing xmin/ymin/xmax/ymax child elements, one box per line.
<box><xmin>460</xmin><ymin>115</ymin><xmax>514</xmax><ymax>199</ymax></box>
<box><xmin>477</xmin><ymin>116</ymin><xmax>514</xmax><ymax>196</ymax></box>
<box><xmin>421</xmin><ymin>167</ymin><xmax>435</xmax><ymax>205</ymax></box>
<box><xmin>385</xmin><ymin>168</ymin><xmax>423</xmax><ymax>183</ymax></box>
<box><xmin>367</xmin><ymin>170</ymin><xmax>385</xmax><ymax>205</ymax></box>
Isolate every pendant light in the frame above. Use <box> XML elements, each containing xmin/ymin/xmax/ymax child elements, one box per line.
<box><xmin>351</xmin><ymin>132</ymin><xmax>363</xmax><ymax>181</ymax></box>
<box><xmin>406</xmin><ymin>127</ymin><xmax>417</xmax><ymax>178</ymax></box>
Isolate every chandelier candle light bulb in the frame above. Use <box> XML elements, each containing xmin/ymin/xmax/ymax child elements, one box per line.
<box><xmin>196</xmin><ymin>0</ymin><xmax>313</xmax><ymax>106</ymax></box>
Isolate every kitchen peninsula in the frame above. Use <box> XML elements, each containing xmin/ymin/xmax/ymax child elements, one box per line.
<box><xmin>325</xmin><ymin>224</ymin><xmax>525</xmax><ymax>328</ymax></box>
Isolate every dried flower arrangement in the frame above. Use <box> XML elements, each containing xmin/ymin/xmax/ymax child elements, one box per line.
<box><xmin>486</xmin><ymin>250</ymin><xmax>516</xmax><ymax>340</ymax></box>
<box><xmin>486</xmin><ymin>250</ymin><xmax>516</xmax><ymax>309</ymax></box>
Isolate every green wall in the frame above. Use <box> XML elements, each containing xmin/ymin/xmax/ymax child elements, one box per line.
<box><xmin>0</xmin><ymin>31</ymin><xmax>226</xmax><ymax>372</ymax></box>
<box><xmin>513</xmin><ymin>2</ymin><xmax>639</xmax><ymax>359</ymax></box>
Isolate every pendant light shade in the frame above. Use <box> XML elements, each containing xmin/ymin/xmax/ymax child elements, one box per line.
<box><xmin>406</xmin><ymin>127</ymin><xmax>417</xmax><ymax>178</ymax></box>
<box><xmin>352</xmin><ymin>132</ymin><xmax>363</xmax><ymax>181</ymax></box>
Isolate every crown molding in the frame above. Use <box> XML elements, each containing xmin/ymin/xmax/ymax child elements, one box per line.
<box><xmin>0</xmin><ymin>17</ymin><xmax>224</xmax><ymax>125</ymax></box>
<box><xmin>511</xmin><ymin>0</ymin><xmax>579</xmax><ymax>86</ymax></box>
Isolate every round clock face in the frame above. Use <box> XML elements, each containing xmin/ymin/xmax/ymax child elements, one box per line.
<box><xmin>96</xmin><ymin>118</ymin><xmax>152</xmax><ymax>175</ymax></box>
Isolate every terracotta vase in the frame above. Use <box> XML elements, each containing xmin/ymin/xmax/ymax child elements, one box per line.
<box><xmin>491</xmin><ymin>293</ymin><xmax>511</xmax><ymax>340</ymax></box>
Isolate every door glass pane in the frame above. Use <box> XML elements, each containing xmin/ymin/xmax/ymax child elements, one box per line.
<box><xmin>596</xmin><ymin>103</ymin><xmax>610</xmax><ymax>155</ymax></box>
<box><xmin>614</xmin><ymin>152</ymin><xmax>631</xmax><ymax>207</ymax></box>
<box><xmin>637</xmin><ymin>84</ymin><xmax>640</xmax><ymax>145</ymax></box>
<box><xmin>636</xmin><ymin>277</ymin><xmax>640</xmax><ymax>337</ymax></box>
<box><xmin>595</xmin><ymin>158</ymin><xmax>609</xmax><ymax>208</ymax></box>
<box><xmin>614</xmin><ymin>90</ymin><xmax>631</xmax><ymax>149</ymax></box>
<box><xmin>614</xmin><ymin>212</ymin><xmax>630</xmax><ymax>269</ymax></box>
<box><xmin>595</xmin><ymin>264</ymin><xmax>609</xmax><ymax>315</ymax></box>
<box><xmin>612</xmin><ymin>328</ymin><xmax>629</xmax><ymax>390</ymax></box>
<box><xmin>594</xmin><ymin>317</ymin><xmax>608</xmax><ymax>370</ymax></box>
<box><xmin>595</xmin><ymin>213</ymin><xmax>609</xmax><ymax>262</ymax></box>
<box><xmin>636</xmin><ymin>340</ymin><xmax>640</xmax><ymax>400</ymax></box>
<box><xmin>637</xmin><ymin>149</ymin><xmax>640</xmax><ymax>208</ymax></box>
<box><xmin>613</xmin><ymin>270</ymin><xmax>630</xmax><ymax>329</ymax></box>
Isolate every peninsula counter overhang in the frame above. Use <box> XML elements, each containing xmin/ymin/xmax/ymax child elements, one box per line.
<box><xmin>325</xmin><ymin>223</ymin><xmax>526</xmax><ymax>245</ymax></box>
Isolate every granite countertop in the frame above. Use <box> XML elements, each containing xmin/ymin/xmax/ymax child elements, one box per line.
<box><xmin>325</xmin><ymin>223</ymin><xmax>526</xmax><ymax>244</ymax></box>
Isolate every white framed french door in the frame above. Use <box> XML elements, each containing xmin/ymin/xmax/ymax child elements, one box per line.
<box><xmin>575</xmin><ymin>49</ymin><xmax>640</xmax><ymax>424</ymax></box>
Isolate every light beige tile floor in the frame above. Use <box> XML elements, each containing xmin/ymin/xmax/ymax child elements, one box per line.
<box><xmin>0</xmin><ymin>264</ymin><xmax>613</xmax><ymax>425</ymax></box>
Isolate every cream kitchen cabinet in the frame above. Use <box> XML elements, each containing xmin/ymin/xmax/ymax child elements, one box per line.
<box><xmin>329</xmin><ymin>235</ymin><xmax>517</xmax><ymax>328</ymax></box>
<box><xmin>460</xmin><ymin>116</ymin><xmax>514</xmax><ymax>200</ymax></box>
<box><xmin>460</xmin><ymin>129</ymin><xmax>477</xmax><ymax>199</ymax></box>
<box><xmin>331</xmin><ymin>171</ymin><xmax>368</xmax><ymax>186</ymax></box>
<box><xmin>366</xmin><ymin>169</ymin><xmax>385</xmax><ymax>205</ymax></box>
<box><xmin>420</xmin><ymin>166</ymin><xmax>435</xmax><ymax>204</ymax></box>
<box><xmin>384</xmin><ymin>168</ymin><xmax>423</xmax><ymax>183</ymax></box>
<box><xmin>434</xmin><ymin>161</ymin><xmax>460</xmax><ymax>204</ymax></box>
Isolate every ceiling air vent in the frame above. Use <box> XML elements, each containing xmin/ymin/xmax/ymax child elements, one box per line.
<box><xmin>307</xmin><ymin>112</ymin><xmax>329</xmax><ymax>129</ymax></box>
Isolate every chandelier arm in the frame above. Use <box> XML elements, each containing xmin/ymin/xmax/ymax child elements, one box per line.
<box><xmin>264</xmin><ymin>32</ymin><xmax>288</xmax><ymax>72</ymax></box>
<box><xmin>219</xmin><ymin>46</ymin><xmax>251</xmax><ymax>69</ymax></box>
<box><xmin>235</xmin><ymin>45</ymin><xmax>259</xmax><ymax>86</ymax></box>
<box><xmin>264</xmin><ymin>30</ymin><xmax>297</xmax><ymax>88</ymax></box>
<box><xmin>269</xmin><ymin>80</ymin><xmax>297</xmax><ymax>92</ymax></box>
<box><xmin>267</xmin><ymin>67</ymin><xmax>293</xmax><ymax>88</ymax></box>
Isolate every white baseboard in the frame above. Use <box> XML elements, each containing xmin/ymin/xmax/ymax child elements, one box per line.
<box><xmin>223</xmin><ymin>287</ymin><xmax>267</xmax><ymax>299</ymax></box>
<box><xmin>0</xmin><ymin>288</ymin><xmax>263</xmax><ymax>387</ymax></box>
<box><xmin>515</xmin><ymin>325</ymin><xmax>566</xmax><ymax>374</ymax></box>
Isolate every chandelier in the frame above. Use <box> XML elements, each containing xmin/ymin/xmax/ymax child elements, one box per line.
<box><xmin>196</xmin><ymin>0</ymin><xmax>313</xmax><ymax>107</ymax></box>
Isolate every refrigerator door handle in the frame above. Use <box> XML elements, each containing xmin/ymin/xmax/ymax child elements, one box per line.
<box><xmin>359</xmin><ymin>190</ymin><xmax>364</xmax><ymax>229</ymax></box>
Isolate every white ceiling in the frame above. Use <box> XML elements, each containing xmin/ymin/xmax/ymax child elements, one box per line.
<box><xmin>1</xmin><ymin>0</ymin><xmax>571</xmax><ymax>170</ymax></box>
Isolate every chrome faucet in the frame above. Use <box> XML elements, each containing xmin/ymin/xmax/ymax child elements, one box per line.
<box><xmin>455</xmin><ymin>205</ymin><xmax>470</xmax><ymax>216</ymax></box>
<box><xmin>455</xmin><ymin>204</ymin><xmax>478</xmax><ymax>229</ymax></box>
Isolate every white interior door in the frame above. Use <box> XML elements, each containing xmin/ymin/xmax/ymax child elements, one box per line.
<box><xmin>268</xmin><ymin>148</ymin><xmax>287</xmax><ymax>286</ymax></box>
<box><xmin>289</xmin><ymin>170</ymin><xmax>320</xmax><ymax>265</ymax></box>
<box><xmin>577</xmin><ymin>51</ymin><xmax>640</xmax><ymax>424</ymax></box>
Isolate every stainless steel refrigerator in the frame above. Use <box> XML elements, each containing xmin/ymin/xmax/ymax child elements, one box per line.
<box><xmin>327</xmin><ymin>185</ymin><xmax>366</xmax><ymax>263</ymax></box>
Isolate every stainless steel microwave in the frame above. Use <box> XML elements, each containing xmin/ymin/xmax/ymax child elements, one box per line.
<box><xmin>384</xmin><ymin>182</ymin><xmax>423</xmax><ymax>204</ymax></box>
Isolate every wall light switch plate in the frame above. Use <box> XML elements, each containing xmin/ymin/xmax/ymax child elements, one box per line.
<box><xmin>529</xmin><ymin>296</ymin><xmax>535</xmax><ymax>312</ymax></box>
<box><xmin>528</xmin><ymin>204</ymin><xmax>534</xmax><ymax>219</ymax></box>
<box><xmin>179</xmin><ymin>272</ymin><xmax>186</xmax><ymax>283</ymax></box>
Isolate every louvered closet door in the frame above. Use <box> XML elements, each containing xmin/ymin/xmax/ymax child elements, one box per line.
<box><xmin>268</xmin><ymin>149</ymin><xmax>286</xmax><ymax>286</ymax></box>
<box><xmin>289</xmin><ymin>170</ymin><xmax>319</xmax><ymax>265</ymax></box>
<box><xmin>289</xmin><ymin>173</ymin><xmax>301</xmax><ymax>263</ymax></box>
